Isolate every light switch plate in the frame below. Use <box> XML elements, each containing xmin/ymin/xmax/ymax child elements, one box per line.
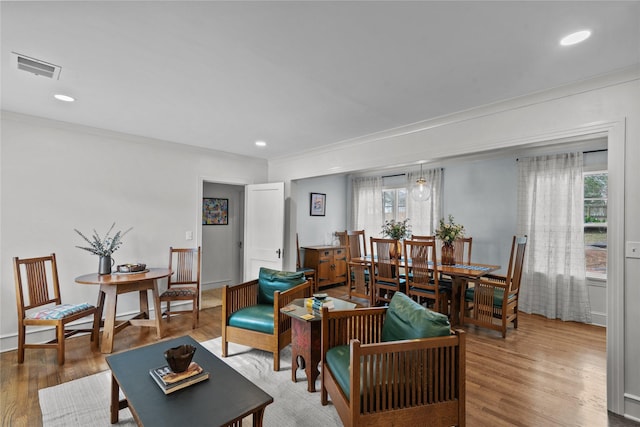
<box><xmin>185</xmin><ymin>231</ymin><xmax>193</xmax><ymax>241</ymax></box>
<box><xmin>626</xmin><ymin>241</ymin><xmax>640</xmax><ymax>259</ymax></box>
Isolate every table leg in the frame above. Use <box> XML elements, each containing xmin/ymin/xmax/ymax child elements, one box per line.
<box><xmin>139</xmin><ymin>288</ymin><xmax>149</xmax><ymax>319</ymax></box>
<box><xmin>291</xmin><ymin>318</ymin><xmax>321</xmax><ymax>392</ymax></box>
<box><xmin>110</xmin><ymin>373</ymin><xmax>119</xmax><ymax>424</ymax></box>
<box><xmin>101</xmin><ymin>284</ymin><xmax>118</xmax><ymax>353</ymax></box>
<box><xmin>151</xmin><ymin>279</ymin><xmax>163</xmax><ymax>339</ymax></box>
<box><xmin>252</xmin><ymin>407</ymin><xmax>266</xmax><ymax>427</ymax></box>
<box><xmin>450</xmin><ymin>276</ymin><xmax>468</xmax><ymax>326</ymax></box>
<box><xmin>92</xmin><ymin>290</ymin><xmax>105</xmax><ymax>350</ymax></box>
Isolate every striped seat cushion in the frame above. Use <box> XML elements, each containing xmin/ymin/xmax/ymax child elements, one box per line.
<box><xmin>161</xmin><ymin>287</ymin><xmax>197</xmax><ymax>297</ymax></box>
<box><xmin>29</xmin><ymin>303</ymin><xmax>93</xmax><ymax>320</ymax></box>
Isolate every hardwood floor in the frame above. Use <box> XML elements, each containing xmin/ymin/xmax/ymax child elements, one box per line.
<box><xmin>1</xmin><ymin>285</ymin><xmax>637</xmax><ymax>426</ymax></box>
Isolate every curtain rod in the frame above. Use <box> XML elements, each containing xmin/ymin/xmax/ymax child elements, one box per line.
<box><xmin>517</xmin><ymin>148</ymin><xmax>608</xmax><ymax>161</ymax></box>
<box><xmin>381</xmin><ymin>167</ymin><xmax>444</xmax><ymax>178</ymax></box>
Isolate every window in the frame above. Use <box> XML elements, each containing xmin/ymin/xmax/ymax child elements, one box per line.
<box><xmin>382</xmin><ymin>188</ymin><xmax>407</xmax><ymax>223</ymax></box>
<box><xmin>584</xmin><ymin>171</ymin><xmax>607</xmax><ymax>278</ymax></box>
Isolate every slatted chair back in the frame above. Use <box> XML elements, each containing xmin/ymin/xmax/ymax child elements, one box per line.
<box><xmin>453</xmin><ymin>237</ymin><xmax>473</xmax><ymax>264</ymax></box>
<box><xmin>14</xmin><ymin>254</ymin><xmax>61</xmax><ymax>314</ymax></box>
<box><xmin>507</xmin><ymin>235</ymin><xmax>527</xmax><ymax>293</ymax></box>
<box><xmin>370</xmin><ymin>237</ymin><xmax>403</xmax><ymax>305</ymax></box>
<box><xmin>404</xmin><ymin>239</ymin><xmax>448</xmax><ymax>313</ymax></box>
<box><xmin>346</xmin><ymin>229</ymin><xmax>367</xmax><ymax>258</ymax></box>
<box><xmin>161</xmin><ymin>247</ymin><xmax>201</xmax><ymax>329</ymax></box>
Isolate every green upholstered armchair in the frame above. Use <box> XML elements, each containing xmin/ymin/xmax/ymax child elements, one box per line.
<box><xmin>221</xmin><ymin>267</ymin><xmax>311</xmax><ymax>371</ymax></box>
<box><xmin>321</xmin><ymin>292</ymin><xmax>466</xmax><ymax>427</ymax></box>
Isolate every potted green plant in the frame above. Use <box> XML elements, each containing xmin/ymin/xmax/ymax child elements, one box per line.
<box><xmin>75</xmin><ymin>223</ymin><xmax>132</xmax><ymax>274</ymax></box>
<box><xmin>381</xmin><ymin>218</ymin><xmax>411</xmax><ymax>257</ymax></box>
<box><xmin>435</xmin><ymin>215</ymin><xmax>465</xmax><ymax>265</ymax></box>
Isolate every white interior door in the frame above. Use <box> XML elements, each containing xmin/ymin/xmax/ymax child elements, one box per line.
<box><xmin>244</xmin><ymin>182</ymin><xmax>284</xmax><ymax>280</ymax></box>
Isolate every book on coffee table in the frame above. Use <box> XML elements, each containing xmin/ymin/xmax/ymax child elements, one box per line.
<box><xmin>149</xmin><ymin>362</ymin><xmax>210</xmax><ymax>394</ymax></box>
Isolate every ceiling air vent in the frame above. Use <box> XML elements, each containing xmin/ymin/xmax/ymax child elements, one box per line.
<box><xmin>12</xmin><ymin>52</ymin><xmax>61</xmax><ymax>79</ymax></box>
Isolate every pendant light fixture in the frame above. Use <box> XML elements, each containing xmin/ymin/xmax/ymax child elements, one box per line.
<box><xmin>411</xmin><ymin>163</ymin><xmax>431</xmax><ymax>202</ymax></box>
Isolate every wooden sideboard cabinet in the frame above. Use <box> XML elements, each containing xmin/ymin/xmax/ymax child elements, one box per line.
<box><xmin>302</xmin><ymin>246</ymin><xmax>348</xmax><ymax>290</ymax></box>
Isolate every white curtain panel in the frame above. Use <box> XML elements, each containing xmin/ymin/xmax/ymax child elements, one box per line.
<box><xmin>517</xmin><ymin>152</ymin><xmax>591</xmax><ymax>323</ymax></box>
<box><xmin>406</xmin><ymin>168</ymin><xmax>443</xmax><ymax>236</ymax></box>
<box><xmin>351</xmin><ymin>175</ymin><xmax>384</xmax><ymax>239</ymax></box>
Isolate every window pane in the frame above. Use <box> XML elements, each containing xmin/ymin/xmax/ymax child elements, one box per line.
<box><xmin>585</xmin><ymin>225</ymin><xmax>607</xmax><ymax>276</ymax></box>
<box><xmin>584</xmin><ymin>172</ymin><xmax>607</xmax><ymax>278</ymax></box>
<box><xmin>397</xmin><ymin>189</ymin><xmax>407</xmax><ymax>220</ymax></box>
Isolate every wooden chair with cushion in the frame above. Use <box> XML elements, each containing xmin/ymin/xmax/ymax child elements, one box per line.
<box><xmin>13</xmin><ymin>253</ymin><xmax>99</xmax><ymax>365</ymax></box>
<box><xmin>296</xmin><ymin>234</ymin><xmax>316</xmax><ymax>292</ymax></box>
<box><xmin>160</xmin><ymin>247</ymin><xmax>201</xmax><ymax>329</ymax></box>
<box><xmin>404</xmin><ymin>238</ymin><xmax>449</xmax><ymax>314</ymax></box>
<box><xmin>222</xmin><ymin>267</ymin><xmax>311</xmax><ymax>370</ymax></box>
<box><xmin>461</xmin><ymin>235</ymin><xmax>527</xmax><ymax>338</ymax></box>
<box><xmin>410</xmin><ymin>234</ymin><xmax>436</xmax><ymax>241</ymax></box>
<box><xmin>370</xmin><ymin>237</ymin><xmax>405</xmax><ymax>306</ymax></box>
<box><xmin>321</xmin><ymin>292</ymin><xmax>466</xmax><ymax>427</ymax></box>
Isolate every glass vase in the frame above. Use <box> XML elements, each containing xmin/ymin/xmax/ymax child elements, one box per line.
<box><xmin>441</xmin><ymin>243</ymin><xmax>455</xmax><ymax>265</ymax></box>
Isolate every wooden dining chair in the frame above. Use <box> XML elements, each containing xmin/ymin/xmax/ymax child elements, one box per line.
<box><xmin>160</xmin><ymin>247</ymin><xmax>201</xmax><ymax>329</ymax></box>
<box><xmin>335</xmin><ymin>230</ymin><xmax>348</xmax><ymax>247</ymax></box>
<box><xmin>13</xmin><ymin>253</ymin><xmax>99</xmax><ymax>365</ymax></box>
<box><xmin>347</xmin><ymin>229</ymin><xmax>368</xmax><ymax>258</ymax></box>
<box><xmin>461</xmin><ymin>235</ymin><xmax>527</xmax><ymax>338</ymax></box>
<box><xmin>346</xmin><ymin>230</ymin><xmax>372</xmax><ymax>304</ymax></box>
<box><xmin>404</xmin><ymin>239</ymin><xmax>449</xmax><ymax>314</ymax></box>
<box><xmin>370</xmin><ymin>237</ymin><xmax>405</xmax><ymax>305</ymax></box>
<box><xmin>296</xmin><ymin>234</ymin><xmax>316</xmax><ymax>292</ymax></box>
<box><xmin>411</xmin><ymin>234</ymin><xmax>436</xmax><ymax>242</ymax></box>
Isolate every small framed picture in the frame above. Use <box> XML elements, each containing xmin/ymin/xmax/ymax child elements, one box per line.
<box><xmin>310</xmin><ymin>193</ymin><xmax>326</xmax><ymax>216</ymax></box>
<box><xmin>203</xmin><ymin>198</ymin><xmax>228</xmax><ymax>225</ymax></box>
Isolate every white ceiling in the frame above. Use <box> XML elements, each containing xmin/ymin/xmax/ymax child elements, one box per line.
<box><xmin>2</xmin><ymin>1</ymin><xmax>639</xmax><ymax>160</ymax></box>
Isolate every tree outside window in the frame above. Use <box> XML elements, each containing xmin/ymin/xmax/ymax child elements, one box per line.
<box><xmin>584</xmin><ymin>172</ymin><xmax>607</xmax><ymax>278</ymax></box>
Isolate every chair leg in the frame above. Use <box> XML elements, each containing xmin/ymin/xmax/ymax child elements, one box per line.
<box><xmin>165</xmin><ymin>302</ymin><xmax>171</xmax><ymax>321</ymax></box>
<box><xmin>57</xmin><ymin>324</ymin><xmax>65</xmax><ymax>365</ymax></box>
<box><xmin>273</xmin><ymin>350</ymin><xmax>280</xmax><ymax>371</ymax></box>
<box><xmin>17</xmin><ymin>324</ymin><xmax>25</xmax><ymax>364</ymax></box>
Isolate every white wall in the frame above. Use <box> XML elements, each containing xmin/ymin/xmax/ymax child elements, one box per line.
<box><xmin>0</xmin><ymin>112</ymin><xmax>267</xmax><ymax>351</ymax></box>
<box><xmin>294</xmin><ymin>174</ymin><xmax>348</xmax><ymax>265</ymax></box>
<box><xmin>271</xmin><ymin>70</ymin><xmax>640</xmax><ymax>419</ymax></box>
<box><xmin>202</xmin><ymin>182</ymin><xmax>244</xmax><ymax>289</ymax></box>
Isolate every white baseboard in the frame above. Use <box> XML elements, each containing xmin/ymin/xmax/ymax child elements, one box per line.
<box><xmin>625</xmin><ymin>393</ymin><xmax>640</xmax><ymax>422</ymax></box>
<box><xmin>590</xmin><ymin>311</ymin><xmax>607</xmax><ymax>327</ymax></box>
<box><xmin>202</xmin><ymin>279</ymin><xmax>231</xmax><ymax>290</ymax></box>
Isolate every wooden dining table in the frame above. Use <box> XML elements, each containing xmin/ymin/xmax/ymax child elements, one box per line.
<box><xmin>350</xmin><ymin>256</ymin><xmax>500</xmax><ymax>326</ymax></box>
<box><xmin>75</xmin><ymin>268</ymin><xmax>171</xmax><ymax>353</ymax></box>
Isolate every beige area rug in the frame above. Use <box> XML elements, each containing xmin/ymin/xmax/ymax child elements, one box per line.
<box><xmin>39</xmin><ymin>338</ymin><xmax>342</xmax><ymax>426</ymax></box>
<box><xmin>201</xmin><ymin>287</ymin><xmax>223</xmax><ymax>309</ymax></box>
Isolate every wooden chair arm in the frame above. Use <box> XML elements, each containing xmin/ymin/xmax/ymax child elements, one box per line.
<box><xmin>222</xmin><ymin>279</ymin><xmax>259</xmax><ymax>319</ymax></box>
<box><xmin>274</xmin><ymin>281</ymin><xmax>312</xmax><ymax>334</ymax></box>
<box><xmin>477</xmin><ymin>275</ymin><xmax>509</xmax><ymax>289</ymax></box>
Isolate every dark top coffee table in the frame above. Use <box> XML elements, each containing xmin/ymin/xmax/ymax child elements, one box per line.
<box><xmin>105</xmin><ymin>335</ymin><xmax>273</xmax><ymax>426</ymax></box>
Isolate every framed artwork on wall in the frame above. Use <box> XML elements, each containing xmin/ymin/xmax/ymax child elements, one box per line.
<box><xmin>203</xmin><ymin>198</ymin><xmax>229</xmax><ymax>225</ymax></box>
<box><xmin>310</xmin><ymin>192</ymin><xmax>326</xmax><ymax>216</ymax></box>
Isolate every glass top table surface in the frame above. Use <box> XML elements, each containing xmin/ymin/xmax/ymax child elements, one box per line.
<box><xmin>281</xmin><ymin>297</ymin><xmax>357</xmax><ymax>322</ymax></box>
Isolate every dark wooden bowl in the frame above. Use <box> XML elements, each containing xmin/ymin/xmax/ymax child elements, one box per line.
<box><xmin>164</xmin><ymin>344</ymin><xmax>196</xmax><ymax>373</ymax></box>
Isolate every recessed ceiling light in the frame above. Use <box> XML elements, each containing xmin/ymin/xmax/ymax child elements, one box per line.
<box><xmin>560</xmin><ymin>30</ymin><xmax>591</xmax><ymax>46</ymax></box>
<box><xmin>54</xmin><ymin>94</ymin><xmax>75</xmax><ymax>102</ymax></box>
<box><xmin>255</xmin><ymin>140</ymin><xmax>267</xmax><ymax>147</ymax></box>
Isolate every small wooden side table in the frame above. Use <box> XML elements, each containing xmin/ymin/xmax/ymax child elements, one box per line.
<box><xmin>281</xmin><ymin>297</ymin><xmax>356</xmax><ymax>392</ymax></box>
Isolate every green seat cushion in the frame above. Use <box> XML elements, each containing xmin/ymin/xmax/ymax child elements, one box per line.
<box><xmin>325</xmin><ymin>345</ymin><xmax>352</xmax><ymax>399</ymax></box>
<box><xmin>257</xmin><ymin>267</ymin><xmax>306</xmax><ymax>305</ymax></box>
<box><xmin>381</xmin><ymin>292</ymin><xmax>450</xmax><ymax>342</ymax></box>
<box><xmin>465</xmin><ymin>287</ymin><xmax>512</xmax><ymax>306</ymax></box>
<box><xmin>228</xmin><ymin>305</ymin><xmax>274</xmax><ymax>334</ymax></box>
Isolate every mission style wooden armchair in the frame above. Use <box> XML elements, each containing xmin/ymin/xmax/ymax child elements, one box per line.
<box><xmin>321</xmin><ymin>292</ymin><xmax>466</xmax><ymax>427</ymax></box>
<box><xmin>13</xmin><ymin>253</ymin><xmax>99</xmax><ymax>365</ymax></box>
<box><xmin>461</xmin><ymin>235</ymin><xmax>527</xmax><ymax>338</ymax></box>
<box><xmin>221</xmin><ymin>267</ymin><xmax>311</xmax><ymax>370</ymax></box>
